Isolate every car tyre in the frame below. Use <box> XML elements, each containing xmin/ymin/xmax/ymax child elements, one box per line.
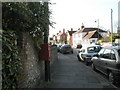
<box><xmin>85</xmin><ymin>61</ymin><xmax>89</xmax><ymax>66</ymax></box>
<box><xmin>91</xmin><ymin>63</ymin><xmax>97</xmax><ymax>71</ymax></box>
<box><xmin>71</xmin><ymin>51</ymin><xmax>73</xmax><ymax>54</ymax></box>
<box><xmin>77</xmin><ymin>55</ymin><xmax>81</xmax><ymax>61</ymax></box>
<box><xmin>108</xmin><ymin>72</ymin><xmax>115</xmax><ymax>84</ymax></box>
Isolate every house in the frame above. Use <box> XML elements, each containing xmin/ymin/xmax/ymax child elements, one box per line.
<box><xmin>72</xmin><ymin>25</ymin><xmax>108</xmax><ymax>47</ymax></box>
<box><xmin>82</xmin><ymin>30</ymin><xmax>103</xmax><ymax>44</ymax></box>
<box><xmin>52</xmin><ymin>35</ymin><xmax>57</xmax><ymax>43</ymax></box>
<box><xmin>56</xmin><ymin>29</ymin><xmax>67</xmax><ymax>44</ymax></box>
<box><xmin>66</xmin><ymin>28</ymin><xmax>76</xmax><ymax>47</ymax></box>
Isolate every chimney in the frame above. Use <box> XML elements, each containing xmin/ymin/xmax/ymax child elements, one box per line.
<box><xmin>63</xmin><ymin>29</ymin><xmax>65</xmax><ymax>33</ymax></box>
<box><xmin>81</xmin><ymin>23</ymin><xmax>84</xmax><ymax>29</ymax></box>
<box><xmin>59</xmin><ymin>31</ymin><xmax>61</xmax><ymax>33</ymax></box>
<box><xmin>71</xmin><ymin>28</ymin><xmax>73</xmax><ymax>31</ymax></box>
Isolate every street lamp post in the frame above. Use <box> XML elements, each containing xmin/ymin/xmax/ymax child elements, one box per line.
<box><xmin>95</xmin><ymin>19</ymin><xmax>99</xmax><ymax>41</ymax></box>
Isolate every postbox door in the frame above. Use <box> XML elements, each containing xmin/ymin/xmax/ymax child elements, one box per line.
<box><xmin>40</xmin><ymin>44</ymin><xmax>51</xmax><ymax>61</ymax></box>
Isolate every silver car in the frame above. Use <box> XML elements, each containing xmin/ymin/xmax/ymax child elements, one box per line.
<box><xmin>77</xmin><ymin>45</ymin><xmax>102</xmax><ymax>65</ymax></box>
<box><xmin>91</xmin><ymin>46</ymin><xmax>120</xmax><ymax>84</ymax></box>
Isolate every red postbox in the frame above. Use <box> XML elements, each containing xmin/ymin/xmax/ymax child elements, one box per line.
<box><xmin>39</xmin><ymin>43</ymin><xmax>51</xmax><ymax>61</ymax></box>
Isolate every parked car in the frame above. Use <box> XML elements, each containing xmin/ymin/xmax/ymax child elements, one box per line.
<box><xmin>77</xmin><ymin>45</ymin><xmax>102</xmax><ymax>65</ymax></box>
<box><xmin>91</xmin><ymin>46</ymin><xmax>120</xmax><ymax>84</ymax></box>
<box><xmin>60</xmin><ymin>44</ymin><xmax>73</xmax><ymax>54</ymax></box>
<box><xmin>57</xmin><ymin>43</ymin><xmax>64</xmax><ymax>52</ymax></box>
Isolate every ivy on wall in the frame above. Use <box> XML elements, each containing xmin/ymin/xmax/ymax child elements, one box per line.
<box><xmin>2</xmin><ymin>30</ymin><xmax>21</xmax><ymax>89</ymax></box>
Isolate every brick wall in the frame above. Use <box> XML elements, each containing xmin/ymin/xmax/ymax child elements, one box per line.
<box><xmin>17</xmin><ymin>32</ymin><xmax>58</xmax><ymax>88</ymax></box>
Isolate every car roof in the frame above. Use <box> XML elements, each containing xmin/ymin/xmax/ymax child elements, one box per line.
<box><xmin>81</xmin><ymin>45</ymin><xmax>101</xmax><ymax>49</ymax></box>
<box><xmin>63</xmin><ymin>44</ymin><xmax>70</xmax><ymax>46</ymax></box>
<box><xmin>104</xmin><ymin>46</ymin><xmax>120</xmax><ymax>50</ymax></box>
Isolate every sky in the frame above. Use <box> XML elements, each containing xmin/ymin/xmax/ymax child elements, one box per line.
<box><xmin>49</xmin><ymin>0</ymin><xmax>120</xmax><ymax>37</ymax></box>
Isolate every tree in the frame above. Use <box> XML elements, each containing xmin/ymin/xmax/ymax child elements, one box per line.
<box><xmin>2</xmin><ymin>2</ymin><xmax>51</xmax><ymax>36</ymax></box>
<box><xmin>110</xmin><ymin>33</ymin><xmax>120</xmax><ymax>42</ymax></box>
<box><xmin>2</xmin><ymin>2</ymin><xmax>52</xmax><ymax>48</ymax></box>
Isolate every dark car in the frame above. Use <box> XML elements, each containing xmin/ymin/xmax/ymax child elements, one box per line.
<box><xmin>60</xmin><ymin>44</ymin><xmax>73</xmax><ymax>54</ymax></box>
<box><xmin>57</xmin><ymin>43</ymin><xmax>64</xmax><ymax>52</ymax></box>
<box><xmin>77</xmin><ymin>45</ymin><xmax>102</xmax><ymax>65</ymax></box>
<box><xmin>91</xmin><ymin>46</ymin><xmax>120</xmax><ymax>84</ymax></box>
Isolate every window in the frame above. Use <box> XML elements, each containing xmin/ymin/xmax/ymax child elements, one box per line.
<box><xmin>110</xmin><ymin>50</ymin><xmax>116</xmax><ymax>60</ymax></box>
<box><xmin>80</xmin><ymin>49</ymin><xmax>85</xmax><ymax>53</ymax></box>
<box><xmin>92</xmin><ymin>40</ymin><xmax>95</xmax><ymax>43</ymax></box>
<box><xmin>103</xmin><ymin>49</ymin><xmax>111</xmax><ymax>59</ymax></box>
<box><xmin>95</xmin><ymin>46</ymin><xmax>102</xmax><ymax>52</ymax></box>
<box><xmin>98</xmin><ymin>49</ymin><xmax>105</xmax><ymax>58</ymax></box>
<box><xmin>87</xmin><ymin>47</ymin><xmax>96</xmax><ymax>53</ymax></box>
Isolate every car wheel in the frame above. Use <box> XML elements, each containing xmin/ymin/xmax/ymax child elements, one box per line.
<box><xmin>108</xmin><ymin>72</ymin><xmax>115</xmax><ymax>84</ymax></box>
<box><xmin>85</xmin><ymin>61</ymin><xmax>89</xmax><ymax>66</ymax></box>
<box><xmin>77</xmin><ymin>55</ymin><xmax>80</xmax><ymax>61</ymax></box>
<box><xmin>71</xmin><ymin>51</ymin><xmax>73</xmax><ymax>54</ymax></box>
<box><xmin>91</xmin><ymin>63</ymin><xmax>97</xmax><ymax>71</ymax></box>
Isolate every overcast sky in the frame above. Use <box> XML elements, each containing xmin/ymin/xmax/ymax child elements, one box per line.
<box><xmin>49</xmin><ymin>0</ymin><xmax>119</xmax><ymax>37</ymax></box>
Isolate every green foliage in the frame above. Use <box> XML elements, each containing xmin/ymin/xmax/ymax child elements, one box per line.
<box><xmin>2</xmin><ymin>30</ymin><xmax>21</xmax><ymax>89</ymax></box>
<box><xmin>109</xmin><ymin>33</ymin><xmax>120</xmax><ymax>42</ymax></box>
<box><xmin>2</xmin><ymin>2</ymin><xmax>52</xmax><ymax>50</ymax></box>
<box><xmin>2</xmin><ymin>2</ymin><xmax>52</xmax><ymax>89</ymax></box>
<box><xmin>2</xmin><ymin>2</ymin><xmax>51</xmax><ymax>37</ymax></box>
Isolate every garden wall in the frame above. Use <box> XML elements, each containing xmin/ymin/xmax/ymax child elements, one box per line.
<box><xmin>17</xmin><ymin>32</ymin><xmax>58</xmax><ymax>88</ymax></box>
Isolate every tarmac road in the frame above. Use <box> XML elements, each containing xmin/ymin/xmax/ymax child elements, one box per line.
<box><xmin>47</xmin><ymin>49</ymin><xmax>118</xmax><ymax>89</ymax></box>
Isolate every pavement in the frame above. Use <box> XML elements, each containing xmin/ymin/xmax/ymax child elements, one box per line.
<box><xmin>45</xmin><ymin>51</ymin><xmax>118</xmax><ymax>89</ymax></box>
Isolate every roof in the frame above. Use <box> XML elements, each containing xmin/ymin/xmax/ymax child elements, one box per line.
<box><xmin>83</xmin><ymin>30</ymin><xmax>97</xmax><ymax>40</ymax></box>
<box><xmin>57</xmin><ymin>32</ymin><xmax>67</xmax><ymax>36</ymax></box>
<box><xmin>81</xmin><ymin>28</ymin><xmax>106</xmax><ymax>33</ymax></box>
<box><xmin>73</xmin><ymin>27</ymin><xmax>106</xmax><ymax>35</ymax></box>
<box><xmin>68</xmin><ymin>31</ymin><xmax>76</xmax><ymax>36</ymax></box>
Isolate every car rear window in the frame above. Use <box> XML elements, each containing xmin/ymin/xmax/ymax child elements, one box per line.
<box><xmin>87</xmin><ymin>46</ymin><xmax>101</xmax><ymax>53</ymax></box>
<box><xmin>87</xmin><ymin>47</ymin><xmax>95</xmax><ymax>53</ymax></box>
<box><xmin>63</xmin><ymin>45</ymin><xmax>71</xmax><ymax>48</ymax></box>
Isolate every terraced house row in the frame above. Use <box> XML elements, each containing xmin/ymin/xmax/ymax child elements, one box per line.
<box><xmin>51</xmin><ymin>24</ymin><xmax>111</xmax><ymax>47</ymax></box>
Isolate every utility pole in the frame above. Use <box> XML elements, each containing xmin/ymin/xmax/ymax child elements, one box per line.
<box><xmin>111</xmin><ymin>9</ymin><xmax>113</xmax><ymax>46</ymax></box>
<box><xmin>97</xmin><ymin>19</ymin><xmax>99</xmax><ymax>41</ymax></box>
<box><xmin>43</xmin><ymin>2</ymin><xmax>51</xmax><ymax>82</ymax></box>
<box><xmin>95</xmin><ymin>19</ymin><xmax>99</xmax><ymax>41</ymax></box>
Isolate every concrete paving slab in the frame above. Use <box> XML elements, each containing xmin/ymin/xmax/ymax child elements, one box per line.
<box><xmin>47</xmin><ymin>53</ymin><xmax>117</xmax><ymax>89</ymax></box>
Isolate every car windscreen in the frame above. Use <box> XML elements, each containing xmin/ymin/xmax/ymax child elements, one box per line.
<box><xmin>62</xmin><ymin>45</ymin><xmax>71</xmax><ymax>49</ymax></box>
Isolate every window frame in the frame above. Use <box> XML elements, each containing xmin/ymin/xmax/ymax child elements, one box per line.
<box><xmin>109</xmin><ymin>49</ymin><xmax>116</xmax><ymax>60</ymax></box>
<box><xmin>98</xmin><ymin>48</ymin><xmax>105</xmax><ymax>58</ymax></box>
